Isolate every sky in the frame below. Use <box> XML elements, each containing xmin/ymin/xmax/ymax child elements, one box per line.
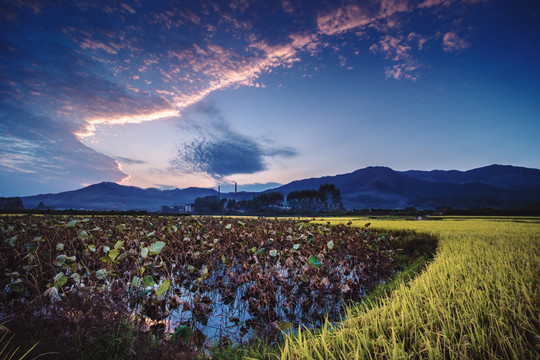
<box><xmin>1</xmin><ymin>0</ymin><xmax>539</xmax><ymax>196</ymax></box>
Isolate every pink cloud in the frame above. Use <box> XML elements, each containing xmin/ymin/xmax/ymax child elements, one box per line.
<box><xmin>70</xmin><ymin>0</ymin><xmax>479</xmax><ymax>139</ymax></box>
<box><xmin>120</xmin><ymin>3</ymin><xmax>136</xmax><ymax>14</ymax></box>
<box><xmin>317</xmin><ymin>4</ymin><xmax>373</xmax><ymax>35</ymax></box>
<box><xmin>79</xmin><ymin>39</ymin><xmax>120</xmax><ymax>54</ymax></box>
<box><xmin>370</xmin><ymin>35</ymin><xmax>412</xmax><ymax>61</ymax></box>
<box><xmin>442</xmin><ymin>31</ymin><xmax>469</xmax><ymax>51</ymax></box>
<box><xmin>385</xmin><ymin>62</ymin><xmax>419</xmax><ymax>81</ymax></box>
<box><xmin>419</xmin><ymin>0</ymin><xmax>454</xmax><ymax>8</ymax></box>
<box><xmin>378</xmin><ymin>0</ymin><xmax>410</xmax><ymax>17</ymax></box>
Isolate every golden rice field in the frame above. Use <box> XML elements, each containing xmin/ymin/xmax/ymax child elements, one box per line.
<box><xmin>248</xmin><ymin>216</ymin><xmax>540</xmax><ymax>360</ymax></box>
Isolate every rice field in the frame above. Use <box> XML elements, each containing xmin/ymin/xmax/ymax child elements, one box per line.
<box><xmin>249</xmin><ymin>217</ymin><xmax>540</xmax><ymax>359</ymax></box>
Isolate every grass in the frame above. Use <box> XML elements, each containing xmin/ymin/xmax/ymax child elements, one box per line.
<box><xmin>247</xmin><ymin>217</ymin><xmax>540</xmax><ymax>359</ymax></box>
<box><xmin>0</xmin><ymin>327</ymin><xmax>39</xmax><ymax>360</ymax></box>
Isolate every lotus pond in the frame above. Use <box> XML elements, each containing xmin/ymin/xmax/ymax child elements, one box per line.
<box><xmin>0</xmin><ymin>215</ymin><xmax>435</xmax><ymax>358</ymax></box>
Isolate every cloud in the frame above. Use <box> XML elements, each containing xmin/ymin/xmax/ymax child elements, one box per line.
<box><xmin>0</xmin><ymin>0</ymin><xmax>484</xmax><ymax>194</ymax></box>
<box><xmin>267</xmin><ymin>148</ymin><xmax>297</xmax><ymax>158</ymax></box>
<box><xmin>419</xmin><ymin>0</ymin><xmax>454</xmax><ymax>8</ymax></box>
<box><xmin>0</xmin><ymin>105</ymin><xmax>127</xmax><ymax>195</ymax></box>
<box><xmin>442</xmin><ymin>31</ymin><xmax>469</xmax><ymax>51</ymax></box>
<box><xmin>370</xmin><ymin>34</ymin><xmax>422</xmax><ymax>80</ymax></box>
<box><xmin>175</xmin><ymin>136</ymin><xmax>265</xmax><ymax>177</ymax></box>
<box><xmin>115</xmin><ymin>157</ymin><xmax>146</xmax><ymax>165</ymax></box>
<box><xmin>317</xmin><ymin>4</ymin><xmax>373</xmax><ymax>36</ymax></box>
<box><xmin>171</xmin><ymin>101</ymin><xmax>297</xmax><ymax>178</ymax></box>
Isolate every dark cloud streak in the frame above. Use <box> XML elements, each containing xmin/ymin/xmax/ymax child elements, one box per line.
<box><xmin>171</xmin><ymin>101</ymin><xmax>297</xmax><ymax>178</ymax></box>
<box><xmin>175</xmin><ymin>136</ymin><xmax>265</xmax><ymax>177</ymax></box>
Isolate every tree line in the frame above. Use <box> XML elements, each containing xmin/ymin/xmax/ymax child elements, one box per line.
<box><xmin>286</xmin><ymin>183</ymin><xmax>342</xmax><ymax>211</ymax></box>
<box><xmin>190</xmin><ymin>183</ymin><xmax>343</xmax><ymax>214</ymax></box>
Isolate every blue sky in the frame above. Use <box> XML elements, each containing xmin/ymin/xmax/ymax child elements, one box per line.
<box><xmin>1</xmin><ymin>0</ymin><xmax>539</xmax><ymax>196</ymax></box>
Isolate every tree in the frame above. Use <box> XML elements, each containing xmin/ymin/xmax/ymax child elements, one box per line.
<box><xmin>192</xmin><ymin>196</ymin><xmax>226</xmax><ymax>214</ymax></box>
<box><xmin>317</xmin><ymin>183</ymin><xmax>342</xmax><ymax>210</ymax></box>
<box><xmin>286</xmin><ymin>184</ymin><xmax>342</xmax><ymax>211</ymax></box>
<box><xmin>0</xmin><ymin>197</ymin><xmax>24</xmax><ymax>210</ymax></box>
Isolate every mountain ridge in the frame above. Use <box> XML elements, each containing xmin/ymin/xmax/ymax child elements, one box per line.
<box><xmin>19</xmin><ymin>164</ymin><xmax>540</xmax><ymax>211</ymax></box>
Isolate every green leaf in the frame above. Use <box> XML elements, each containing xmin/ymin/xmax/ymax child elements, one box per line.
<box><xmin>78</xmin><ymin>230</ymin><xmax>89</xmax><ymax>241</ymax></box>
<box><xmin>25</xmin><ymin>242</ymin><xmax>38</xmax><ymax>253</ymax></box>
<box><xmin>307</xmin><ymin>255</ymin><xmax>322</xmax><ymax>268</ymax></box>
<box><xmin>149</xmin><ymin>241</ymin><xmax>166</xmax><ymax>255</ymax></box>
<box><xmin>269</xmin><ymin>249</ymin><xmax>278</xmax><ymax>257</ymax></box>
<box><xmin>7</xmin><ymin>236</ymin><xmax>17</xmax><ymax>246</ymax></box>
<box><xmin>56</xmin><ymin>243</ymin><xmax>64</xmax><ymax>251</ymax></box>
<box><xmin>173</xmin><ymin>325</ymin><xmax>193</xmax><ymax>343</ymax></box>
<box><xmin>221</xmin><ymin>255</ymin><xmax>231</xmax><ymax>266</ymax></box>
<box><xmin>103</xmin><ymin>245</ymin><xmax>110</xmax><ymax>254</ymax></box>
<box><xmin>108</xmin><ymin>249</ymin><xmax>120</xmax><ymax>261</ymax></box>
<box><xmin>141</xmin><ymin>247</ymin><xmax>149</xmax><ymax>258</ymax></box>
<box><xmin>292</xmin><ymin>243</ymin><xmax>300</xmax><ymax>250</ymax></box>
<box><xmin>237</xmin><ymin>220</ymin><xmax>245</xmax><ymax>227</ymax></box>
<box><xmin>131</xmin><ymin>276</ymin><xmax>140</xmax><ymax>288</ymax></box>
<box><xmin>137</xmin><ymin>289</ymin><xmax>152</xmax><ymax>298</ymax></box>
<box><xmin>327</xmin><ymin>240</ymin><xmax>334</xmax><ymax>250</ymax></box>
<box><xmin>278</xmin><ymin>320</ymin><xmax>293</xmax><ymax>331</ymax></box>
<box><xmin>71</xmin><ymin>273</ymin><xmax>81</xmax><ymax>284</ymax></box>
<box><xmin>187</xmin><ymin>265</ymin><xmax>196</xmax><ymax>273</ymax></box>
<box><xmin>225</xmin><ymin>224</ymin><xmax>232</xmax><ymax>230</ymax></box>
<box><xmin>55</xmin><ymin>254</ymin><xmax>67</xmax><ymax>267</ymax></box>
<box><xmin>32</xmin><ymin>236</ymin><xmax>44</xmax><ymax>242</ymax></box>
<box><xmin>141</xmin><ymin>275</ymin><xmax>155</xmax><ymax>287</ymax></box>
<box><xmin>255</xmin><ymin>247</ymin><xmax>265</xmax><ymax>256</ymax></box>
<box><xmin>307</xmin><ymin>233</ymin><xmax>315</xmax><ymax>243</ymax></box>
<box><xmin>65</xmin><ymin>220</ymin><xmax>79</xmax><ymax>228</ymax></box>
<box><xmin>87</xmin><ymin>244</ymin><xmax>97</xmax><ymax>252</ymax></box>
<box><xmin>53</xmin><ymin>272</ymin><xmax>68</xmax><ymax>288</ymax></box>
<box><xmin>156</xmin><ymin>278</ymin><xmax>171</xmax><ymax>297</ymax></box>
<box><xmin>146</xmin><ymin>231</ymin><xmax>155</xmax><ymax>238</ymax></box>
<box><xmin>114</xmin><ymin>240</ymin><xmax>124</xmax><ymax>250</ymax></box>
<box><xmin>96</xmin><ymin>269</ymin><xmax>107</xmax><ymax>280</ymax></box>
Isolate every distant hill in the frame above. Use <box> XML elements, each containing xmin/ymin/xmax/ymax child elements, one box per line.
<box><xmin>268</xmin><ymin>165</ymin><xmax>540</xmax><ymax>210</ymax></box>
<box><xmin>22</xmin><ymin>183</ymin><xmax>214</xmax><ymax>211</ymax></box>
<box><xmin>19</xmin><ymin>165</ymin><xmax>540</xmax><ymax>211</ymax></box>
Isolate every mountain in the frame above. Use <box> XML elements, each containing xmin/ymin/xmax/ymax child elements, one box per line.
<box><xmin>19</xmin><ymin>165</ymin><xmax>540</xmax><ymax>211</ymax></box>
<box><xmin>268</xmin><ymin>165</ymin><xmax>540</xmax><ymax>210</ymax></box>
<box><xmin>21</xmin><ymin>183</ymin><xmax>217</xmax><ymax>211</ymax></box>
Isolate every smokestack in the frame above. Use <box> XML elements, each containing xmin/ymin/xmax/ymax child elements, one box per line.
<box><xmin>234</xmin><ymin>181</ymin><xmax>237</xmax><ymax>202</ymax></box>
<box><xmin>218</xmin><ymin>185</ymin><xmax>220</xmax><ymax>200</ymax></box>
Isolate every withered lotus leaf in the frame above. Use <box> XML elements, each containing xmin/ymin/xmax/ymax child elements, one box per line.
<box><xmin>1</xmin><ymin>214</ymin><xmax>414</xmax><ymax>347</ymax></box>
